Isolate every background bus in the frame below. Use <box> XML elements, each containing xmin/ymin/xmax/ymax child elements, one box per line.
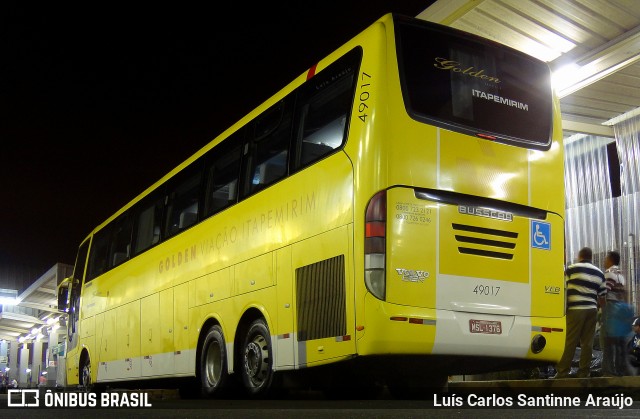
<box><xmin>58</xmin><ymin>13</ymin><xmax>565</xmax><ymax>398</ymax></box>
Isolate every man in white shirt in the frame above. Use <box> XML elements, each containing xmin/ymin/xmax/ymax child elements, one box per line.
<box><xmin>555</xmin><ymin>247</ymin><xmax>606</xmax><ymax>378</ymax></box>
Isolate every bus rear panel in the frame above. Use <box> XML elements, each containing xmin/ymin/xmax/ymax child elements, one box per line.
<box><xmin>356</xmin><ymin>15</ymin><xmax>565</xmax><ymax>374</ymax></box>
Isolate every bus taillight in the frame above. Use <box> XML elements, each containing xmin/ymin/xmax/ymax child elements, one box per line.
<box><xmin>365</xmin><ymin>190</ymin><xmax>386</xmax><ymax>300</ymax></box>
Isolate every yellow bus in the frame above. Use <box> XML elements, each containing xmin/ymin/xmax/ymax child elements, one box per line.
<box><xmin>58</xmin><ymin>13</ymin><xmax>565</xmax><ymax>398</ymax></box>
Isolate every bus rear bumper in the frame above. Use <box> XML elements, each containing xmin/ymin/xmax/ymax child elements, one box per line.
<box><xmin>358</xmin><ymin>294</ymin><xmax>565</xmax><ymax>365</ymax></box>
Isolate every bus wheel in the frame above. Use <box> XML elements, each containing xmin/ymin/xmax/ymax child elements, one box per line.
<box><xmin>200</xmin><ymin>325</ymin><xmax>230</xmax><ymax>397</ymax></box>
<box><xmin>240</xmin><ymin>318</ymin><xmax>274</xmax><ymax>396</ymax></box>
<box><xmin>80</xmin><ymin>357</ymin><xmax>93</xmax><ymax>392</ymax></box>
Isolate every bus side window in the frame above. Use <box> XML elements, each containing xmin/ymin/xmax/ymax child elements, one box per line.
<box><xmin>86</xmin><ymin>214</ymin><xmax>132</xmax><ymax>280</ymax></box>
<box><xmin>164</xmin><ymin>163</ymin><xmax>203</xmax><ymax>238</ymax></box>
<box><xmin>86</xmin><ymin>226</ymin><xmax>111</xmax><ymax>281</ymax></box>
<box><xmin>133</xmin><ymin>194</ymin><xmax>164</xmax><ymax>254</ymax></box>
<box><xmin>294</xmin><ymin>49</ymin><xmax>360</xmax><ymax>170</ymax></box>
<box><xmin>73</xmin><ymin>239</ymin><xmax>90</xmax><ymax>284</ymax></box>
<box><xmin>204</xmin><ymin>138</ymin><xmax>242</xmax><ymax>217</ymax></box>
<box><xmin>108</xmin><ymin>214</ymin><xmax>132</xmax><ymax>268</ymax></box>
<box><xmin>244</xmin><ymin>99</ymin><xmax>293</xmax><ymax>196</ymax></box>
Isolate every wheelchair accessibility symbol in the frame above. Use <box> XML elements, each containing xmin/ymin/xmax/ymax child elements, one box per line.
<box><xmin>531</xmin><ymin>221</ymin><xmax>551</xmax><ymax>250</ymax></box>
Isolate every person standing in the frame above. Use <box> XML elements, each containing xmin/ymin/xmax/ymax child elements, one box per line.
<box><xmin>601</xmin><ymin>250</ymin><xmax>632</xmax><ymax>376</ymax></box>
<box><xmin>628</xmin><ymin>317</ymin><xmax>640</xmax><ymax>375</ymax></box>
<box><xmin>554</xmin><ymin>247</ymin><xmax>606</xmax><ymax>378</ymax></box>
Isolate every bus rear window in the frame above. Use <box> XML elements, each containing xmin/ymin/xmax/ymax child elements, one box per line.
<box><xmin>395</xmin><ymin>17</ymin><xmax>553</xmax><ymax>150</ymax></box>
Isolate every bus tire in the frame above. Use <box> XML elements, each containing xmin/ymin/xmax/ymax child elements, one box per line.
<box><xmin>80</xmin><ymin>357</ymin><xmax>92</xmax><ymax>391</ymax></box>
<box><xmin>240</xmin><ymin>318</ymin><xmax>274</xmax><ymax>397</ymax></box>
<box><xmin>79</xmin><ymin>355</ymin><xmax>103</xmax><ymax>394</ymax></box>
<box><xmin>200</xmin><ymin>325</ymin><xmax>230</xmax><ymax>397</ymax></box>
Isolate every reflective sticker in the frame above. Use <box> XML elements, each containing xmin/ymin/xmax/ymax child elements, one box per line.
<box><xmin>531</xmin><ymin>220</ymin><xmax>550</xmax><ymax>250</ymax></box>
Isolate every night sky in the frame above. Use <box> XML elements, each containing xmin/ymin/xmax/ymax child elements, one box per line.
<box><xmin>1</xmin><ymin>1</ymin><xmax>432</xmax><ymax>274</ymax></box>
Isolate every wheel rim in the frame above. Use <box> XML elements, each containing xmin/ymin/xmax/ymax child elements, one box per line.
<box><xmin>244</xmin><ymin>334</ymin><xmax>269</xmax><ymax>389</ymax></box>
<box><xmin>204</xmin><ymin>340</ymin><xmax>222</xmax><ymax>387</ymax></box>
<box><xmin>81</xmin><ymin>362</ymin><xmax>91</xmax><ymax>390</ymax></box>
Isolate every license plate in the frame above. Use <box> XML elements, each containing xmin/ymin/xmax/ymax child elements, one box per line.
<box><xmin>469</xmin><ymin>319</ymin><xmax>502</xmax><ymax>334</ymax></box>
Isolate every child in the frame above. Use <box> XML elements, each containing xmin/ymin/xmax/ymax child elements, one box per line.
<box><xmin>629</xmin><ymin>317</ymin><xmax>640</xmax><ymax>374</ymax></box>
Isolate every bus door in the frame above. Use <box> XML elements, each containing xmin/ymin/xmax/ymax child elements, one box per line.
<box><xmin>140</xmin><ymin>288</ymin><xmax>174</xmax><ymax>377</ymax></box>
<box><xmin>61</xmin><ymin>238</ymin><xmax>90</xmax><ymax>385</ymax></box>
<box><xmin>63</xmin><ymin>278</ymin><xmax>82</xmax><ymax>384</ymax></box>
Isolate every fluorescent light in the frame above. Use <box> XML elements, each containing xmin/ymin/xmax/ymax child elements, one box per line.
<box><xmin>0</xmin><ymin>297</ymin><xmax>17</xmax><ymax>306</ymax></box>
<box><xmin>552</xmin><ymin>63</ymin><xmax>580</xmax><ymax>92</ymax></box>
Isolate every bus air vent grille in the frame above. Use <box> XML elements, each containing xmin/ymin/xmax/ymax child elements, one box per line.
<box><xmin>452</xmin><ymin>223</ymin><xmax>517</xmax><ymax>260</ymax></box>
<box><xmin>296</xmin><ymin>255</ymin><xmax>347</xmax><ymax>342</ymax></box>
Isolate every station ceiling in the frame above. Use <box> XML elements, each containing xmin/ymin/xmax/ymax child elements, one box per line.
<box><xmin>0</xmin><ymin>264</ymin><xmax>71</xmax><ymax>344</ymax></box>
<box><xmin>417</xmin><ymin>0</ymin><xmax>640</xmax><ymax>140</ymax></box>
